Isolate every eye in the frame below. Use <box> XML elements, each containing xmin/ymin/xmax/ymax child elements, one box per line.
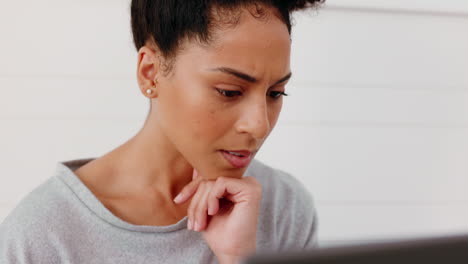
<box><xmin>216</xmin><ymin>88</ymin><xmax>243</xmax><ymax>98</ymax></box>
<box><xmin>268</xmin><ymin>91</ymin><xmax>288</xmax><ymax>99</ymax></box>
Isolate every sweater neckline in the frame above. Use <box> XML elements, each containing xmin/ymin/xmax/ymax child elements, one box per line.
<box><xmin>55</xmin><ymin>157</ymin><xmax>189</xmax><ymax>233</ymax></box>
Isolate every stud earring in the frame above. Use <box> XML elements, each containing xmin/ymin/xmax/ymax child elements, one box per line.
<box><xmin>145</xmin><ymin>78</ymin><xmax>158</xmax><ymax>96</ymax></box>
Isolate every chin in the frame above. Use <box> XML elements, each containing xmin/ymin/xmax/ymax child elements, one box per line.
<box><xmin>202</xmin><ymin>167</ymin><xmax>245</xmax><ymax>180</ymax></box>
<box><xmin>223</xmin><ymin>167</ymin><xmax>248</xmax><ymax>179</ymax></box>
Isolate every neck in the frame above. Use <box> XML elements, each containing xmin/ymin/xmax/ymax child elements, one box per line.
<box><xmin>97</xmin><ymin>117</ymin><xmax>193</xmax><ymax>200</ymax></box>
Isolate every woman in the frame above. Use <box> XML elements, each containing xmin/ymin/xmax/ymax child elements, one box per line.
<box><xmin>0</xmin><ymin>0</ymin><xmax>323</xmax><ymax>263</ymax></box>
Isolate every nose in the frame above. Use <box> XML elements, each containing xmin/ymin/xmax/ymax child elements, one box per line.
<box><xmin>236</xmin><ymin>97</ymin><xmax>271</xmax><ymax>140</ymax></box>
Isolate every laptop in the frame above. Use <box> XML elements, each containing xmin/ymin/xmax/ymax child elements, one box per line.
<box><xmin>243</xmin><ymin>233</ymin><xmax>468</xmax><ymax>264</ymax></box>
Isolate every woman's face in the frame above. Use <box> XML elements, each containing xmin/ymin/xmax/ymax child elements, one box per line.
<box><xmin>152</xmin><ymin>7</ymin><xmax>291</xmax><ymax>179</ymax></box>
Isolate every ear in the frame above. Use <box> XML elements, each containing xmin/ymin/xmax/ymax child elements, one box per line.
<box><xmin>136</xmin><ymin>45</ymin><xmax>162</xmax><ymax>97</ymax></box>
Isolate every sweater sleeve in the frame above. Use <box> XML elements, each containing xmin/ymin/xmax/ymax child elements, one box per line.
<box><xmin>0</xmin><ymin>212</ymin><xmax>33</xmax><ymax>264</ymax></box>
<box><xmin>0</xmin><ymin>194</ymin><xmax>61</xmax><ymax>264</ymax></box>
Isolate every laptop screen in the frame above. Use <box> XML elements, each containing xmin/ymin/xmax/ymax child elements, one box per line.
<box><xmin>243</xmin><ymin>233</ymin><xmax>468</xmax><ymax>264</ymax></box>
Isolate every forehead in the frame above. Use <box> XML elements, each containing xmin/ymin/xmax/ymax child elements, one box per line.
<box><xmin>176</xmin><ymin>7</ymin><xmax>291</xmax><ymax>79</ymax></box>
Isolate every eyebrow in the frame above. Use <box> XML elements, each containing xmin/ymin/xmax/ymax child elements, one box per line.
<box><xmin>208</xmin><ymin>67</ymin><xmax>292</xmax><ymax>87</ymax></box>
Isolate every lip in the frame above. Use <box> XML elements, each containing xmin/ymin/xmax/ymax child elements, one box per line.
<box><xmin>219</xmin><ymin>149</ymin><xmax>254</xmax><ymax>168</ymax></box>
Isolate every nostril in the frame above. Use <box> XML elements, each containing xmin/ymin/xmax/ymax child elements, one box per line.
<box><xmin>235</xmin><ymin>104</ymin><xmax>270</xmax><ymax>138</ymax></box>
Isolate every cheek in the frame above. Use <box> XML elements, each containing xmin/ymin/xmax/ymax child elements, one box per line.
<box><xmin>268</xmin><ymin>100</ymin><xmax>283</xmax><ymax>130</ymax></box>
<box><xmin>167</xmin><ymin>87</ymin><xmax>228</xmax><ymax>142</ymax></box>
<box><xmin>190</xmin><ymin>116</ymin><xmax>214</xmax><ymax>141</ymax></box>
<box><xmin>190</xmin><ymin>105</ymin><xmax>229</xmax><ymax>141</ymax></box>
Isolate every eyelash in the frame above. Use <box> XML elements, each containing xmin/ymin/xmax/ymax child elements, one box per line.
<box><xmin>215</xmin><ymin>88</ymin><xmax>288</xmax><ymax>100</ymax></box>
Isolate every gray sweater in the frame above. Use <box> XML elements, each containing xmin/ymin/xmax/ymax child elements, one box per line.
<box><xmin>0</xmin><ymin>158</ymin><xmax>319</xmax><ymax>264</ymax></box>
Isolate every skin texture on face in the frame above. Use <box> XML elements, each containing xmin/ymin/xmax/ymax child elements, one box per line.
<box><xmin>75</xmin><ymin>5</ymin><xmax>292</xmax><ymax>225</ymax></box>
<box><xmin>146</xmin><ymin>5</ymin><xmax>292</xmax><ymax>181</ymax></box>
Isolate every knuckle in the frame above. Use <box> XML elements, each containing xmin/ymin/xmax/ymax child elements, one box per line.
<box><xmin>188</xmin><ymin>201</ymin><xmax>196</xmax><ymax>216</ymax></box>
<box><xmin>244</xmin><ymin>176</ymin><xmax>258</xmax><ymax>185</ymax></box>
<box><xmin>246</xmin><ymin>175</ymin><xmax>258</xmax><ymax>183</ymax></box>
<box><xmin>199</xmin><ymin>180</ymin><xmax>211</xmax><ymax>189</ymax></box>
<box><xmin>207</xmin><ymin>192</ymin><xmax>216</xmax><ymax>203</ymax></box>
<box><xmin>195</xmin><ymin>205</ymin><xmax>204</xmax><ymax>218</ymax></box>
<box><xmin>245</xmin><ymin>176</ymin><xmax>262</xmax><ymax>195</ymax></box>
<box><xmin>207</xmin><ymin>185</ymin><xmax>216</xmax><ymax>196</ymax></box>
<box><xmin>216</xmin><ymin>176</ymin><xmax>227</xmax><ymax>185</ymax></box>
<box><xmin>252</xmin><ymin>184</ymin><xmax>262</xmax><ymax>195</ymax></box>
<box><xmin>207</xmin><ymin>180</ymin><xmax>215</xmax><ymax>186</ymax></box>
<box><xmin>201</xmin><ymin>180</ymin><xmax>213</xmax><ymax>187</ymax></box>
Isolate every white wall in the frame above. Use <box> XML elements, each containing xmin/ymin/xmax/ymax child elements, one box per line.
<box><xmin>1</xmin><ymin>0</ymin><xmax>467</xmax><ymax>247</ymax></box>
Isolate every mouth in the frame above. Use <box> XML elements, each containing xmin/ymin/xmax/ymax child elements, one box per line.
<box><xmin>219</xmin><ymin>149</ymin><xmax>254</xmax><ymax>168</ymax></box>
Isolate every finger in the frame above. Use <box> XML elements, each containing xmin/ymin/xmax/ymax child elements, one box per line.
<box><xmin>194</xmin><ymin>183</ymin><xmax>212</xmax><ymax>231</ymax></box>
<box><xmin>207</xmin><ymin>177</ymin><xmax>233</xmax><ymax>216</ymax></box>
<box><xmin>187</xmin><ymin>184</ymin><xmax>202</xmax><ymax>230</ymax></box>
<box><xmin>207</xmin><ymin>186</ymin><xmax>220</xmax><ymax>216</ymax></box>
<box><xmin>173</xmin><ymin>179</ymin><xmax>201</xmax><ymax>204</ymax></box>
<box><xmin>210</xmin><ymin>176</ymin><xmax>261</xmax><ymax>205</ymax></box>
<box><xmin>187</xmin><ymin>182</ymin><xmax>207</xmax><ymax>231</ymax></box>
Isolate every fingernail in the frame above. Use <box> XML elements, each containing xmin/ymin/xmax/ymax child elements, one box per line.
<box><xmin>173</xmin><ymin>193</ymin><xmax>184</xmax><ymax>203</ymax></box>
<box><xmin>194</xmin><ymin>221</ymin><xmax>200</xmax><ymax>231</ymax></box>
<box><xmin>188</xmin><ymin>219</ymin><xmax>192</xmax><ymax>230</ymax></box>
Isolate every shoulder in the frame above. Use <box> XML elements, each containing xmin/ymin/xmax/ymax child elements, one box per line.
<box><xmin>1</xmin><ymin>176</ymin><xmax>63</xmax><ymax>228</ymax></box>
<box><xmin>246</xmin><ymin>159</ymin><xmax>316</xmax><ymax>209</ymax></box>
<box><xmin>0</xmin><ymin>175</ymin><xmax>71</xmax><ymax>262</ymax></box>
<box><xmin>246</xmin><ymin>159</ymin><xmax>319</xmax><ymax>251</ymax></box>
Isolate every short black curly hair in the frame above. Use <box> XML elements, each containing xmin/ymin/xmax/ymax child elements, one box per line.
<box><xmin>130</xmin><ymin>0</ymin><xmax>324</xmax><ymax>75</ymax></box>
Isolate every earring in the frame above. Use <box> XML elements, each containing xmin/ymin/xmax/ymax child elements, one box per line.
<box><xmin>146</xmin><ymin>78</ymin><xmax>158</xmax><ymax>96</ymax></box>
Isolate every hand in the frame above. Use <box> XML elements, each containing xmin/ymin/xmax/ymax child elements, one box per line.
<box><xmin>173</xmin><ymin>169</ymin><xmax>262</xmax><ymax>261</ymax></box>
